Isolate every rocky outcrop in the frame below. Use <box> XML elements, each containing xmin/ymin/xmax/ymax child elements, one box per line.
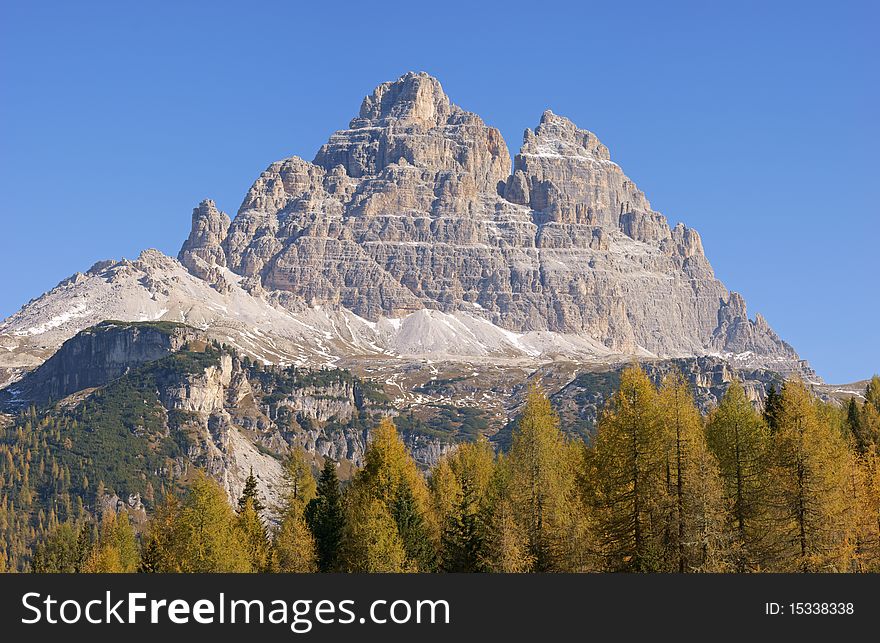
<box><xmin>177</xmin><ymin>71</ymin><xmax>799</xmax><ymax>369</ymax></box>
<box><xmin>0</xmin><ymin>321</ymin><xmax>199</xmax><ymax>408</ymax></box>
<box><xmin>5</xmin><ymin>322</ymin><xmax>457</xmax><ymax>512</ymax></box>
<box><xmin>158</xmin><ymin>353</ymin><xmax>233</xmax><ymax>414</ymax></box>
<box><xmin>178</xmin><ymin>199</ymin><xmax>232</xmax><ymax>292</ymax></box>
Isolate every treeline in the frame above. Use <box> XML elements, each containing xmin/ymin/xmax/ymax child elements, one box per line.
<box><xmin>11</xmin><ymin>368</ymin><xmax>880</xmax><ymax>573</ymax></box>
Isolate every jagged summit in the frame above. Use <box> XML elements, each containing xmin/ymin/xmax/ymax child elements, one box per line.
<box><xmin>313</xmin><ymin>71</ymin><xmax>509</xmax><ymax>186</ymax></box>
<box><xmin>0</xmin><ymin>71</ymin><xmax>814</xmax><ymax>389</ymax></box>
<box><xmin>520</xmin><ymin>110</ymin><xmax>612</xmax><ymax>161</ymax></box>
<box><xmin>171</xmin><ymin>71</ymin><xmax>802</xmax><ymax>367</ymax></box>
<box><xmin>356</xmin><ymin>71</ymin><xmax>454</xmax><ymax>127</ymax></box>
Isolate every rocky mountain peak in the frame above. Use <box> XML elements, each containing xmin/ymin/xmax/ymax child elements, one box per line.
<box><xmin>178</xmin><ymin>199</ymin><xmax>231</xmax><ymax>289</ymax></box>
<box><xmin>356</xmin><ymin>71</ymin><xmax>454</xmax><ymax>127</ymax></box>
<box><xmin>521</xmin><ymin>109</ymin><xmax>611</xmax><ymax>161</ymax></box>
<box><xmin>312</xmin><ymin>72</ymin><xmax>509</xmax><ymax>188</ymax></box>
<box><xmin>0</xmin><ymin>72</ymin><xmax>811</xmax><ymax>390</ymax></box>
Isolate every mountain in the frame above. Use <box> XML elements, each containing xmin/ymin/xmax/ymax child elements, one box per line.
<box><xmin>0</xmin><ymin>72</ymin><xmax>824</xmax><ymax>529</ymax></box>
<box><xmin>0</xmin><ymin>72</ymin><xmax>813</xmax><ymax>392</ymax></box>
<box><xmin>183</xmin><ymin>71</ymin><xmax>803</xmax><ymax>366</ymax></box>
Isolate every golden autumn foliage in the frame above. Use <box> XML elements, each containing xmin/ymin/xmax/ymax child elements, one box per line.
<box><xmin>768</xmin><ymin>380</ymin><xmax>854</xmax><ymax>572</ymax></box>
<box><xmin>706</xmin><ymin>379</ymin><xmax>773</xmax><ymax>571</ymax></box>
<box><xmin>589</xmin><ymin>366</ymin><xmax>669</xmax><ymax>571</ymax></box>
<box><xmin>14</xmin><ymin>366</ymin><xmax>880</xmax><ymax>574</ymax></box>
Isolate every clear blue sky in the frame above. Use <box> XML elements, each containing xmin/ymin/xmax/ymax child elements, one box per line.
<box><xmin>1</xmin><ymin>1</ymin><xmax>876</xmax><ymax>383</ymax></box>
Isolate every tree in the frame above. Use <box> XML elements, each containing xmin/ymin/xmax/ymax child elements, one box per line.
<box><xmin>433</xmin><ymin>439</ymin><xmax>495</xmax><ymax>572</ymax></box>
<box><xmin>706</xmin><ymin>380</ymin><xmax>772</xmax><ymax>571</ymax></box>
<box><xmin>844</xmin><ymin>449</ymin><xmax>880</xmax><ymax>572</ymax></box>
<box><xmin>344</xmin><ymin>418</ymin><xmax>437</xmax><ymax>571</ymax></box>
<box><xmin>284</xmin><ymin>449</ymin><xmax>316</xmax><ymax>511</ymax></box>
<box><xmin>847</xmin><ymin>377</ymin><xmax>880</xmax><ymax>453</ymax></box>
<box><xmin>658</xmin><ymin>372</ymin><xmax>727</xmax><ymax>572</ymax></box>
<box><xmin>273</xmin><ymin>505</ymin><xmax>317</xmax><ymax>572</ymax></box>
<box><xmin>340</xmin><ymin>491</ymin><xmax>407</xmax><ymax>572</ymax></box>
<box><xmin>237</xmin><ymin>497</ymin><xmax>272</xmax><ymax>572</ymax></box>
<box><xmin>81</xmin><ymin>511</ymin><xmax>139</xmax><ymax>573</ymax></box>
<box><xmin>480</xmin><ymin>458</ymin><xmax>533</xmax><ymax>572</ymax></box>
<box><xmin>763</xmin><ymin>385</ymin><xmax>783</xmax><ymax>433</ymax></box>
<box><xmin>768</xmin><ymin>379</ymin><xmax>853</xmax><ymax>572</ymax></box>
<box><xmin>866</xmin><ymin>376</ymin><xmax>880</xmax><ymax>411</ymax></box>
<box><xmin>858</xmin><ymin>449</ymin><xmax>880</xmax><ymax>571</ymax></box>
<box><xmin>391</xmin><ymin>479</ymin><xmax>436</xmax><ymax>571</ymax></box>
<box><xmin>504</xmin><ymin>386</ymin><xmax>590</xmax><ymax>571</ymax></box>
<box><xmin>304</xmin><ymin>458</ymin><xmax>345</xmax><ymax>572</ymax></box>
<box><xmin>430</xmin><ymin>459</ymin><xmax>462</xmax><ymax>565</ymax></box>
<box><xmin>138</xmin><ymin>493</ymin><xmax>179</xmax><ymax>573</ymax></box>
<box><xmin>31</xmin><ymin>521</ymin><xmax>83</xmax><ymax>573</ymax></box>
<box><xmin>144</xmin><ymin>474</ymin><xmax>251</xmax><ymax>573</ymax></box>
<box><xmin>846</xmin><ymin>398</ymin><xmax>866</xmax><ymax>452</ymax></box>
<box><xmin>589</xmin><ymin>365</ymin><xmax>669</xmax><ymax>572</ymax></box>
<box><xmin>237</xmin><ymin>468</ymin><xmax>264</xmax><ymax>514</ymax></box>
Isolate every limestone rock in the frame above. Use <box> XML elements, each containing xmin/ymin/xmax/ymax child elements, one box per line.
<box><xmin>0</xmin><ymin>71</ymin><xmax>810</xmax><ymax>388</ymax></box>
<box><xmin>0</xmin><ymin>320</ymin><xmax>200</xmax><ymax>407</ymax></box>
<box><xmin>194</xmin><ymin>71</ymin><xmax>795</xmax><ymax>364</ymax></box>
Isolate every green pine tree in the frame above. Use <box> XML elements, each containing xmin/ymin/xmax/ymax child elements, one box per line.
<box><xmin>237</xmin><ymin>467</ymin><xmax>265</xmax><ymax>514</ymax></box>
<box><xmin>391</xmin><ymin>480</ymin><xmax>436</xmax><ymax>571</ymax></box>
<box><xmin>304</xmin><ymin>458</ymin><xmax>345</xmax><ymax>572</ymax></box>
<box><xmin>763</xmin><ymin>385</ymin><xmax>783</xmax><ymax>433</ymax></box>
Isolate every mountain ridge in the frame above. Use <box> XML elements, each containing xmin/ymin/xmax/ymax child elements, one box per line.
<box><xmin>1</xmin><ymin>71</ymin><xmax>815</xmax><ymax>394</ymax></box>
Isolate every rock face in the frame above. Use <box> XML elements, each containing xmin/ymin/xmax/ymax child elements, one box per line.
<box><xmin>178</xmin><ymin>200</ymin><xmax>232</xmax><ymax>291</ymax></box>
<box><xmin>178</xmin><ymin>71</ymin><xmax>800</xmax><ymax>367</ymax></box>
<box><xmin>0</xmin><ymin>71</ymin><xmax>814</xmax><ymax>403</ymax></box>
<box><xmin>0</xmin><ymin>321</ymin><xmax>199</xmax><ymax>407</ymax></box>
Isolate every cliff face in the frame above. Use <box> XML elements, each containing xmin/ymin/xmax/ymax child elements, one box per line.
<box><xmin>178</xmin><ymin>71</ymin><xmax>799</xmax><ymax>367</ymax></box>
<box><xmin>0</xmin><ymin>321</ymin><xmax>199</xmax><ymax>408</ymax></box>
<box><xmin>0</xmin><ymin>72</ymin><xmax>810</xmax><ymax>387</ymax></box>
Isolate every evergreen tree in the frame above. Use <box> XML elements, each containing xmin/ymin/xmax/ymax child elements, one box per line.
<box><xmin>850</xmin><ymin>376</ymin><xmax>880</xmax><ymax>451</ymax></box>
<box><xmin>763</xmin><ymin>385</ymin><xmax>783</xmax><ymax>433</ymax></box>
<box><xmin>391</xmin><ymin>480</ymin><xmax>436</xmax><ymax>571</ymax></box>
<box><xmin>433</xmin><ymin>440</ymin><xmax>495</xmax><ymax>572</ymax></box>
<box><xmin>846</xmin><ymin>397</ymin><xmax>867</xmax><ymax>453</ymax></box>
<box><xmin>237</xmin><ymin>468</ymin><xmax>264</xmax><ymax>514</ymax></box>
<box><xmin>706</xmin><ymin>380</ymin><xmax>772</xmax><ymax>571</ymax></box>
<box><xmin>304</xmin><ymin>458</ymin><xmax>345</xmax><ymax>572</ymax></box>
